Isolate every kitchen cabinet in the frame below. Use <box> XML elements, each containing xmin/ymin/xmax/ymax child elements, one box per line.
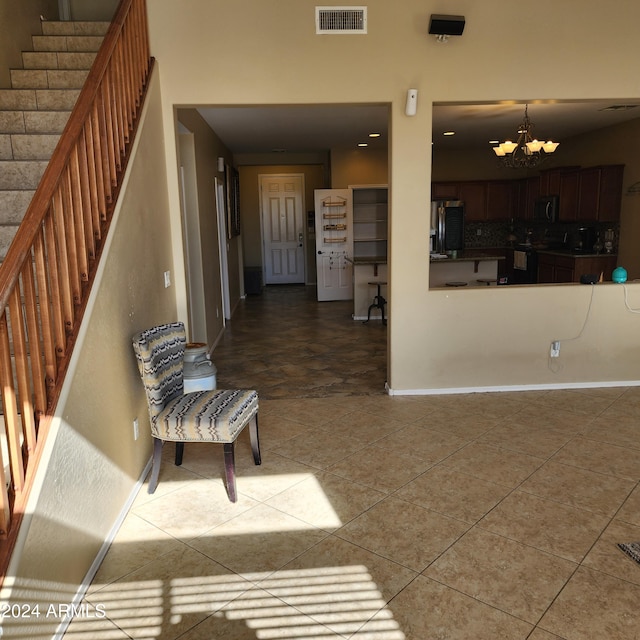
<box><xmin>457</xmin><ymin>181</ymin><xmax>487</xmax><ymax>221</ymax></box>
<box><xmin>432</xmin><ymin>164</ymin><xmax>623</xmax><ymax>223</ymax></box>
<box><xmin>537</xmin><ymin>252</ymin><xmax>617</xmax><ymax>283</ymax></box>
<box><xmin>577</xmin><ymin>167</ymin><xmax>601</xmax><ymax>220</ymax></box>
<box><xmin>432</xmin><ymin>182</ymin><xmax>458</xmax><ymax>200</ymax></box>
<box><xmin>514</xmin><ymin>176</ymin><xmax>540</xmax><ymax>220</ymax></box>
<box><xmin>540</xmin><ymin>167</ymin><xmax>580</xmax><ymax>221</ymax></box>
<box><xmin>578</xmin><ymin>165</ymin><xmax>624</xmax><ymax>222</ymax></box>
<box><xmin>486</xmin><ymin>181</ymin><xmax>516</xmax><ymax>221</ymax></box>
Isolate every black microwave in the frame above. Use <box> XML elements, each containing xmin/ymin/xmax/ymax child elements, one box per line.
<box><xmin>534</xmin><ymin>195</ymin><xmax>559</xmax><ymax>223</ymax></box>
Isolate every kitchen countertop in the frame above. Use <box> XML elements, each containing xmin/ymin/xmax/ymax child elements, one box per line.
<box><xmin>535</xmin><ymin>248</ymin><xmax>617</xmax><ymax>259</ymax></box>
<box><xmin>430</xmin><ymin>250</ymin><xmax>505</xmax><ymax>263</ymax></box>
<box><xmin>346</xmin><ymin>256</ymin><xmax>387</xmax><ymax>264</ymax></box>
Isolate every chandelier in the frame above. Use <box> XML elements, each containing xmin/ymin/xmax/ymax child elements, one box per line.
<box><xmin>493</xmin><ymin>105</ymin><xmax>559</xmax><ymax>169</ymax></box>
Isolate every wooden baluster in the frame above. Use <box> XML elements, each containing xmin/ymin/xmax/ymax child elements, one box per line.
<box><xmin>60</xmin><ymin>167</ymin><xmax>81</xmax><ymax>306</ymax></box>
<box><xmin>70</xmin><ymin>145</ymin><xmax>90</xmax><ymax>281</ymax></box>
<box><xmin>20</xmin><ymin>257</ymin><xmax>45</xmax><ymax>447</ymax></box>
<box><xmin>34</xmin><ymin>227</ymin><xmax>57</xmax><ymax>393</ymax></box>
<box><xmin>112</xmin><ymin>44</ymin><xmax>127</xmax><ymax>154</ymax></box>
<box><xmin>102</xmin><ymin>73</ymin><xmax>118</xmax><ymax>183</ymax></box>
<box><xmin>45</xmin><ymin>199</ymin><xmax>68</xmax><ymax>354</ymax></box>
<box><xmin>94</xmin><ymin>91</ymin><xmax>113</xmax><ymax>207</ymax></box>
<box><xmin>77</xmin><ymin>129</ymin><xmax>96</xmax><ymax>263</ymax></box>
<box><xmin>6</xmin><ymin>289</ymin><xmax>27</xmax><ymax>493</ymax></box>
<box><xmin>84</xmin><ymin>117</ymin><xmax>101</xmax><ymax>238</ymax></box>
<box><xmin>120</xmin><ymin>22</ymin><xmax>133</xmax><ymax>128</ymax></box>
<box><xmin>0</xmin><ymin>313</ymin><xmax>14</xmax><ymax>537</ymax></box>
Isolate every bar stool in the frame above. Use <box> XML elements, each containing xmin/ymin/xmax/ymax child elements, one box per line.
<box><xmin>445</xmin><ymin>281</ymin><xmax>467</xmax><ymax>287</ymax></box>
<box><xmin>364</xmin><ymin>281</ymin><xmax>387</xmax><ymax>325</ymax></box>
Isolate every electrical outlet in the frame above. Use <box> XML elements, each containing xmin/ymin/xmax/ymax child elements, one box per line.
<box><xmin>550</xmin><ymin>341</ymin><xmax>561</xmax><ymax>358</ymax></box>
<box><xmin>164</xmin><ymin>271</ymin><xmax>171</xmax><ymax>288</ymax></box>
<box><xmin>133</xmin><ymin>418</ymin><xmax>139</xmax><ymax>440</ymax></box>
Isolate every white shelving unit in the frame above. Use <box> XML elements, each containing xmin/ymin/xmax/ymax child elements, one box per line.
<box><xmin>352</xmin><ymin>186</ymin><xmax>388</xmax><ymax>259</ymax></box>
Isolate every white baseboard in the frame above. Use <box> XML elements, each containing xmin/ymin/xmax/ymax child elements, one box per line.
<box><xmin>387</xmin><ymin>379</ymin><xmax>640</xmax><ymax>396</ymax></box>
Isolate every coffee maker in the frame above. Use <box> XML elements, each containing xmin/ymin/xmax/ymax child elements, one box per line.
<box><xmin>574</xmin><ymin>226</ymin><xmax>595</xmax><ymax>253</ymax></box>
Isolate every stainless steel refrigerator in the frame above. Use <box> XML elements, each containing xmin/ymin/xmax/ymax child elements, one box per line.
<box><xmin>430</xmin><ymin>200</ymin><xmax>465</xmax><ymax>254</ymax></box>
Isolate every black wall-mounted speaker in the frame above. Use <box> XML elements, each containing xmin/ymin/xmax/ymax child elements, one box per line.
<box><xmin>428</xmin><ymin>14</ymin><xmax>465</xmax><ymax>36</ymax></box>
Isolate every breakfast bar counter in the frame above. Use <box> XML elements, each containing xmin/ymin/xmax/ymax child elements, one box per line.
<box><xmin>429</xmin><ymin>250</ymin><xmax>506</xmax><ymax>288</ymax></box>
<box><xmin>347</xmin><ymin>257</ymin><xmax>388</xmax><ymax>321</ymax></box>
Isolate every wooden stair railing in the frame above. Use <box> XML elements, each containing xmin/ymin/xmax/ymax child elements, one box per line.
<box><xmin>0</xmin><ymin>0</ymin><xmax>153</xmax><ymax>581</ymax></box>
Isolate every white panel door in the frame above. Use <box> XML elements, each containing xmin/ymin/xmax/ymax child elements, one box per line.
<box><xmin>314</xmin><ymin>189</ymin><xmax>353</xmax><ymax>301</ymax></box>
<box><xmin>260</xmin><ymin>175</ymin><xmax>305</xmax><ymax>284</ymax></box>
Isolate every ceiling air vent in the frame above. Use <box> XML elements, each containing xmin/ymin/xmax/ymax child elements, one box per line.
<box><xmin>316</xmin><ymin>6</ymin><xmax>367</xmax><ymax>34</ymax></box>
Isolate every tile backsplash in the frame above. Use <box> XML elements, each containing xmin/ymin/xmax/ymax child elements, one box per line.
<box><xmin>465</xmin><ymin>220</ymin><xmax>619</xmax><ymax>252</ymax></box>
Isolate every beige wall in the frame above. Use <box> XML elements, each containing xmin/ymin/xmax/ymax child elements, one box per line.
<box><xmin>330</xmin><ymin>148</ymin><xmax>389</xmax><ymax>189</ymax></box>
<box><xmin>2</xmin><ymin>69</ymin><xmax>176</xmax><ymax>636</ymax></box>
<box><xmin>0</xmin><ymin>0</ymin><xmax>58</xmax><ymax>87</ymax></box>
<box><xmin>67</xmin><ymin>0</ymin><xmax>117</xmax><ymax>20</ymax></box>
<box><xmin>176</xmin><ymin>108</ymin><xmax>236</xmax><ymax>345</ymax></box>
<box><xmin>147</xmin><ymin>0</ymin><xmax>640</xmax><ymax>393</ymax></box>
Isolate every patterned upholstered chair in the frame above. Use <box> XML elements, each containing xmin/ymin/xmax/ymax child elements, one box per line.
<box><xmin>132</xmin><ymin>322</ymin><xmax>261</xmax><ymax>502</ymax></box>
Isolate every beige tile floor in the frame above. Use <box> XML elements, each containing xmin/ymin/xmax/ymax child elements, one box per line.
<box><xmin>64</xmin><ymin>286</ymin><xmax>640</xmax><ymax>639</ymax></box>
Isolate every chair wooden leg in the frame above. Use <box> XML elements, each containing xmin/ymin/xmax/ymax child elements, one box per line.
<box><xmin>148</xmin><ymin>438</ymin><xmax>163</xmax><ymax>494</ymax></box>
<box><xmin>223</xmin><ymin>442</ymin><xmax>237</xmax><ymax>503</ymax></box>
<box><xmin>175</xmin><ymin>442</ymin><xmax>184</xmax><ymax>466</ymax></box>
<box><xmin>250</xmin><ymin>415</ymin><xmax>261</xmax><ymax>465</ymax></box>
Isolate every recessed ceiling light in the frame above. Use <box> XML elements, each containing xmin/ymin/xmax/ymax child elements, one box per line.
<box><xmin>489</xmin><ymin>139</ymin><xmax>500</xmax><ymax>144</ymax></box>
<box><xmin>443</xmin><ymin>131</ymin><xmax>455</xmax><ymax>136</ymax></box>
<box><xmin>369</xmin><ymin>132</ymin><xmax>381</xmax><ymax>138</ymax></box>
<box><xmin>358</xmin><ymin>143</ymin><xmax>368</xmax><ymax>147</ymax></box>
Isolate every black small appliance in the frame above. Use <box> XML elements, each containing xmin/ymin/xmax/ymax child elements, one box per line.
<box><xmin>574</xmin><ymin>226</ymin><xmax>595</xmax><ymax>253</ymax></box>
<box><xmin>534</xmin><ymin>195</ymin><xmax>559</xmax><ymax>223</ymax></box>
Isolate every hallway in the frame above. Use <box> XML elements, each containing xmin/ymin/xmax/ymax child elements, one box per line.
<box><xmin>212</xmin><ymin>285</ymin><xmax>388</xmax><ymax>398</ymax></box>
<box><xmin>59</xmin><ymin>286</ymin><xmax>640</xmax><ymax>640</ymax></box>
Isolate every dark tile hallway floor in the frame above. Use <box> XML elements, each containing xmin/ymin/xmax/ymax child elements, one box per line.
<box><xmin>212</xmin><ymin>285</ymin><xmax>387</xmax><ymax>398</ymax></box>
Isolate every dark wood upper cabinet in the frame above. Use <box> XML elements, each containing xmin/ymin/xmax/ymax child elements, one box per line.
<box><xmin>431</xmin><ymin>182</ymin><xmax>459</xmax><ymax>200</ymax></box>
<box><xmin>515</xmin><ymin>176</ymin><xmax>540</xmax><ymax>220</ymax></box>
<box><xmin>457</xmin><ymin>181</ymin><xmax>487</xmax><ymax>221</ymax></box>
<box><xmin>540</xmin><ymin>167</ymin><xmax>580</xmax><ymax>222</ymax></box>
<box><xmin>578</xmin><ymin>167</ymin><xmax>601</xmax><ymax>220</ymax></box>
<box><xmin>486</xmin><ymin>181</ymin><xmax>515</xmax><ymax>221</ymax></box>
<box><xmin>431</xmin><ymin>164</ymin><xmax>623</xmax><ymax>223</ymax></box>
<box><xmin>576</xmin><ymin>165</ymin><xmax>624</xmax><ymax>221</ymax></box>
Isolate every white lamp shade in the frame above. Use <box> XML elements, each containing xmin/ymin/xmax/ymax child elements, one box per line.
<box><xmin>493</xmin><ymin>146</ymin><xmax>506</xmax><ymax>157</ymax></box>
<box><xmin>542</xmin><ymin>141</ymin><xmax>559</xmax><ymax>153</ymax></box>
<box><xmin>526</xmin><ymin>139</ymin><xmax>543</xmax><ymax>153</ymax></box>
<box><xmin>500</xmin><ymin>140</ymin><xmax>518</xmax><ymax>154</ymax></box>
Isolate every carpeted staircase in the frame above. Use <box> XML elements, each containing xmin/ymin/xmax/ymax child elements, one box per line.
<box><xmin>0</xmin><ymin>19</ymin><xmax>110</xmax><ymax>263</ymax></box>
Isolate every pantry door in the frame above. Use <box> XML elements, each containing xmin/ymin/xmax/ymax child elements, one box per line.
<box><xmin>314</xmin><ymin>188</ymin><xmax>353</xmax><ymax>301</ymax></box>
<box><xmin>260</xmin><ymin>174</ymin><xmax>305</xmax><ymax>284</ymax></box>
